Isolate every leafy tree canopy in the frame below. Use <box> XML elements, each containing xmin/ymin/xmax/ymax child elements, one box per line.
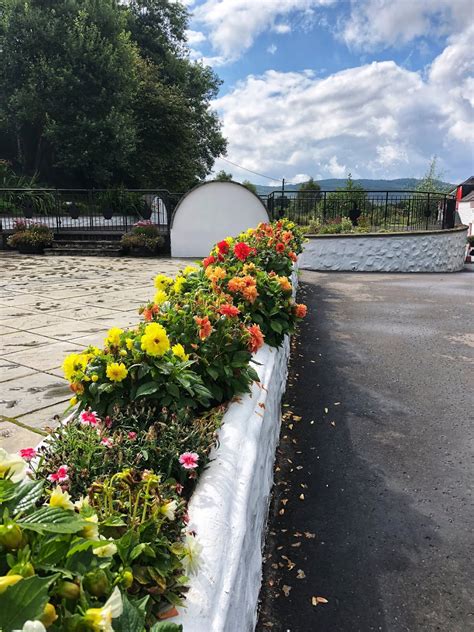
<box><xmin>416</xmin><ymin>157</ymin><xmax>451</xmax><ymax>193</ymax></box>
<box><xmin>214</xmin><ymin>170</ymin><xmax>233</xmax><ymax>182</ymax></box>
<box><xmin>0</xmin><ymin>0</ymin><xmax>226</xmax><ymax>190</ymax></box>
<box><xmin>242</xmin><ymin>180</ymin><xmax>257</xmax><ymax>194</ymax></box>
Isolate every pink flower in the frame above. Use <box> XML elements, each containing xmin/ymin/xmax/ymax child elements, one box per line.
<box><xmin>104</xmin><ymin>416</ymin><xmax>113</xmax><ymax>429</ymax></box>
<box><xmin>175</xmin><ymin>483</ymin><xmax>184</xmax><ymax>495</ymax></box>
<box><xmin>79</xmin><ymin>411</ymin><xmax>100</xmax><ymax>426</ymax></box>
<box><xmin>127</xmin><ymin>431</ymin><xmax>137</xmax><ymax>440</ymax></box>
<box><xmin>179</xmin><ymin>452</ymin><xmax>199</xmax><ymax>470</ymax></box>
<box><xmin>19</xmin><ymin>448</ymin><xmax>37</xmax><ymax>461</ymax></box>
<box><xmin>101</xmin><ymin>437</ymin><xmax>113</xmax><ymax>448</ymax></box>
<box><xmin>48</xmin><ymin>465</ymin><xmax>69</xmax><ymax>483</ymax></box>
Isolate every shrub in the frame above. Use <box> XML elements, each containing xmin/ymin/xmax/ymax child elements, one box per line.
<box><xmin>7</xmin><ymin>221</ymin><xmax>53</xmax><ymax>249</ymax></box>
<box><xmin>121</xmin><ymin>221</ymin><xmax>164</xmax><ymax>253</ymax></box>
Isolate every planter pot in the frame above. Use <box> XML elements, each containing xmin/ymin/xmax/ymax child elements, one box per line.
<box><xmin>17</xmin><ymin>243</ymin><xmax>45</xmax><ymax>254</ymax></box>
<box><xmin>102</xmin><ymin>209</ymin><xmax>114</xmax><ymax>220</ymax></box>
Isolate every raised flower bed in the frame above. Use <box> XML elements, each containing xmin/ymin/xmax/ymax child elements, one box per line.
<box><xmin>0</xmin><ymin>220</ymin><xmax>306</xmax><ymax>632</ymax></box>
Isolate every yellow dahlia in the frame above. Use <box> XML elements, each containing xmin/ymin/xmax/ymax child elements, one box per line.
<box><xmin>104</xmin><ymin>327</ymin><xmax>123</xmax><ymax>348</ymax></box>
<box><xmin>154</xmin><ymin>289</ymin><xmax>168</xmax><ymax>305</ymax></box>
<box><xmin>141</xmin><ymin>323</ymin><xmax>170</xmax><ymax>357</ymax></box>
<box><xmin>154</xmin><ymin>274</ymin><xmax>173</xmax><ymax>291</ymax></box>
<box><xmin>106</xmin><ymin>362</ymin><xmax>128</xmax><ymax>382</ymax></box>
<box><xmin>172</xmin><ymin>343</ymin><xmax>189</xmax><ymax>361</ymax></box>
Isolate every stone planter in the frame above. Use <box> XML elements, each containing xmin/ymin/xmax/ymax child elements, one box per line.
<box><xmin>174</xmin><ymin>338</ymin><xmax>290</xmax><ymax>632</ymax></box>
<box><xmin>127</xmin><ymin>246</ymin><xmax>158</xmax><ymax>257</ymax></box>
<box><xmin>17</xmin><ymin>243</ymin><xmax>45</xmax><ymax>254</ymax></box>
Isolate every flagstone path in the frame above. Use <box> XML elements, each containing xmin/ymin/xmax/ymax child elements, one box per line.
<box><xmin>0</xmin><ymin>253</ymin><xmax>187</xmax><ymax>453</ymax></box>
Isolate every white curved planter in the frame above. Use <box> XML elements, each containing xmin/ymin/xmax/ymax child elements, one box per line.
<box><xmin>300</xmin><ymin>226</ymin><xmax>468</xmax><ymax>272</ymax></box>
<box><xmin>175</xmin><ymin>338</ymin><xmax>290</xmax><ymax>632</ymax></box>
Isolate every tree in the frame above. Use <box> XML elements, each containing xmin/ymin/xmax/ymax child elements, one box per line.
<box><xmin>325</xmin><ymin>173</ymin><xmax>368</xmax><ymax>220</ymax></box>
<box><xmin>297</xmin><ymin>177</ymin><xmax>321</xmax><ymax>213</ymax></box>
<box><xmin>416</xmin><ymin>157</ymin><xmax>450</xmax><ymax>193</ymax></box>
<box><xmin>214</xmin><ymin>170</ymin><xmax>233</xmax><ymax>182</ymax></box>
<box><xmin>242</xmin><ymin>180</ymin><xmax>257</xmax><ymax>194</ymax></box>
<box><xmin>0</xmin><ymin>0</ymin><xmax>226</xmax><ymax>189</ymax></box>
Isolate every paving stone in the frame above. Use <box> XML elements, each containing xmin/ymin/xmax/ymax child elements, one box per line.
<box><xmin>0</xmin><ymin>421</ymin><xmax>44</xmax><ymax>454</ymax></box>
<box><xmin>4</xmin><ymin>340</ymin><xmax>84</xmax><ymax>372</ymax></box>
<box><xmin>0</xmin><ymin>330</ymin><xmax>57</xmax><ymax>355</ymax></box>
<box><xmin>18</xmin><ymin>400</ymin><xmax>70</xmax><ymax>431</ymax></box>
<box><xmin>0</xmin><ymin>359</ymin><xmax>37</xmax><ymax>383</ymax></box>
<box><xmin>0</xmin><ymin>372</ymin><xmax>70</xmax><ymax>417</ymax></box>
<box><xmin>30</xmin><ymin>321</ymin><xmax>106</xmax><ymax>341</ymax></box>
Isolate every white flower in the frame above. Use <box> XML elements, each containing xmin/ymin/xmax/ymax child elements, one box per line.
<box><xmin>74</xmin><ymin>495</ymin><xmax>90</xmax><ymax>512</ymax></box>
<box><xmin>81</xmin><ymin>514</ymin><xmax>99</xmax><ymax>540</ymax></box>
<box><xmin>93</xmin><ymin>540</ymin><xmax>118</xmax><ymax>558</ymax></box>
<box><xmin>48</xmin><ymin>486</ymin><xmax>74</xmax><ymax>511</ymax></box>
<box><xmin>13</xmin><ymin>621</ymin><xmax>47</xmax><ymax>632</ymax></box>
<box><xmin>160</xmin><ymin>500</ymin><xmax>177</xmax><ymax>521</ymax></box>
<box><xmin>0</xmin><ymin>448</ymin><xmax>27</xmax><ymax>482</ymax></box>
<box><xmin>182</xmin><ymin>533</ymin><xmax>202</xmax><ymax>576</ymax></box>
<box><xmin>84</xmin><ymin>586</ymin><xmax>123</xmax><ymax>631</ymax></box>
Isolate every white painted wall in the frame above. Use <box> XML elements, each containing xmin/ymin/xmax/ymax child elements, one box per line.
<box><xmin>457</xmin><ymin>201</ymin><xmax>474</xmax><ymax>234</ymax></box>
<box><xmin>171</xmin><ymin>181</ymin><xmax>269</xmax><ymax>258</ymax></box>
<box><xmin>174</xmin><ymin>338</ymin><xmax>290</xmax><ymax>632</ymax></box>
<box><xmin>300</xmin><ymin>228</ymin><xmax>468</xmax><ymax>272</ymax></box>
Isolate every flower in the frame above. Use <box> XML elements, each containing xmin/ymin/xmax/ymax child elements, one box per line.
<box><xmin>289</xmin><ymin>251</ymin><xmax>298</xmax><ymax>262</ymax></box>
<box><xmin>0</xmin><ymin>449</ymin><xmax>27</xmax><ymax>483</ymax></box>
<box><xmin>194</xmin><ymin>316</ymin><xmax>212</xmax><ymax>340</ymax></box>
<box><xmin>14</xmin><ymin>620</ymin><xmax>47</xmax><ymax>632</ymax></box>
<box><xmin>19</xmin><ymin>448</ymin><xmax>36</xmax><ymax>461</ymax></box>
<box><xmin>183</xmin><ymin>265</ymin><xmax>197</xmax><ymax>275</ymax></box>
<box><xmin>173</xmin><ymin>276</ymin><xmax>186</xmax><ymax>293</ymax></box>
<box><xmin>93</xmin><ymin>540</ymin><xmax>118</xmax><ymax>558</ymax></box>
<box><xmin>106</xmin><ymin>362</ymin><xmax>128</xmax><ymax>382</ymax></box>
<box><xmin>294</xmin><ymin>303</ymin><xmax>307</xmax><ymax>318</ymax></box>
<box><xmin>49</xmin><ymin>486</ymin><xmax>74</xmax><ymax>511</ymax></box>
<box><xmin>247</xmin><ymin>324</ymin><xmax>264</xmax><ymax>353</ymax></box>
<box><xmin>62</xmin><ymin>353</ymin><xmax>88</xmax><ymax>381</ymax></box>
<box><xmin>275</xmin><ymin>242</ymin><xmax>285</xmax><ymax>253</ymax></box>
<box><xmin>81</xmin><ymin>514</ymin><xmax>99</xmax><ymax>540</ymax></box>
<box><xmin>104</xmin><ymin>327</ymin><xmax>123</xmax><ymax>348</ymax></box>
<box><xmin>154</xmin><ymin>274</ymin><xmax>173</xmax><ymax>290</ymax></box>
<box><xmin>202</xmin><ymin>255</ymin><xmax>215</xmax><ymax>267</ymax></box>
<box><xmin>217</xmin><ymin>239</ymin><xmax>229</xmax><ymax>254</ymax></box>
<box><xmin>127</xmin><ymin>431</ymin><xmax>137</xmax><ymax>440</ymax></box>
<box><xmin>83</xmin><ymin>586</ymin><xmax>123</xmax><ymax>632</ymax></box>
<box><xmin>125</xmin><ymin>337</ymin><xmax>134</xmax><ymax>350</ymax></box>
<box><xmin>179</xmin><ymin>451</ymin><xmax>199</xmax><ymax>470</ymax></box>
<box><xmin>234</xmin><ymin>241</ymin><xmax>252</xmax><ymax>261</ymax></box>
<box><xmin>143</xmin><ymin>307</ymin><xmax>153</xmax><ymax>321</ymax></box>
<box><xmin>181</xmin><ymin>533</ymin><xmax>202</xmax><ymax>575</ymax></box>
<box><xmin>160</xmin><ymin>499</ymin><xmax>177</xmax><ymax>521</ymax></box>
<box><xmin>69</xmin><ymin>396</ymin><xmax>78</xmax><ymax>406</ymax></box>
<box><xmin>91</xmin><ymin>374</ymin><xmax>99</xmax><ymax>382</ymax></box>
<box><xmin>101</xmin><ymin>437</ymin><xmax>113</xmax><ymax>448</ymax></box>
<box><xmin>277</xmin><ymin>276</ymin><xmax>292</xmax><ymax>292</ymax></box>
<box><xmin>0</xmin><ymin>574</ymin><xmax>23</xmax><ymax>594</ymax></box>
<box><xmin>80</xmin><ymin>410</ymin><xmax>100</xmax><ymax>426</ymax></box>
<box><xmin>48</xmin><ymin>465</ymin><xmax>69</xmax><ymax>484</ymax></box>
<box><xmin>141</xmin><ymin>322</ymin><xmax>170</xmax><ymax>356</ymax></box>
<box><xmin>218</xmin><ymin>303</ymin><xmax>240</xmax><ymax>317</ymax></box>
<box><xmin>172</xmin><ymin>343</ymin><xmax>189</xmax><ymax>361</ymax></box>
<box><xmin>282</xmin><ymin>230</ymin><xmax>293</xmax><ymax>243</ymax></box>
<box><xmin>154</xmin><ymin>289</ymin><xmax>168</xmax><ymax>305</ymax></box>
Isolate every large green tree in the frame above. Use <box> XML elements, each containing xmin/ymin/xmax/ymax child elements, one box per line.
<box><xmin>0</xmin><ymin>0</ymin><xmax>226</xmax><ymax>189</ymax></box>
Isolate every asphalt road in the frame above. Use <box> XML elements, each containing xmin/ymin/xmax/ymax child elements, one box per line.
<box><xmin>257</xmin><ymin>269</ymin><xmax>474</xmax><ymax>632</ymax></box>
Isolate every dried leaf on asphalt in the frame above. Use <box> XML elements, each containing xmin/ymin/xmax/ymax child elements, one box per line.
<box><xmin>324</xmin><ymin>407</ymin><xmax>329</xmax><ymax>414</ymax></box>
<box><xmin>312</xmin><ymin>596</ymin><xmax>329</xmax><ymax>606</ymax></box>
<box><xmin>299</xmin><ymin>493</ymin><xmax>305</xmax><ymax>500</ymax></box>
<box><xmin>304</xmin><ymin>532</ymin><xmax>316</xmax><ymax>539</ymax></box>
<box><xmin>281</xmin><ymin>498</ymin><xmax>289</xmax><ymax>506</ymax></box>
<box><xmin>296</xmin><ymin>569</ymin><xmax>306</xmax><ymax>579</ymax></box>
<box><xmin>282</xmin><ymin>585</ymin><xmax>292</xmax><ymax>597</ymax></box>
<box><xmin>330</xmin><ymin>421</ymin><xmax>336</xmax><ymax>427</ymax></box>
<box><xmin>291</xmin><ymin>542</ymin><xmax>301</xmax><ymax>548</ymax></box>
<box><xmin>293</xmin><ymin>415</ymin><xmax>302</xmax><ymax>421</ymax></box>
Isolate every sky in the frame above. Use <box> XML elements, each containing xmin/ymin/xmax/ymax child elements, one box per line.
<box><xmin>184</xmin><ymin>0</ymin><xmax>474</xmax><ymax>186</ymax></box>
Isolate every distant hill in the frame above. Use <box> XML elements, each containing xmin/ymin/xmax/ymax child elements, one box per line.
<box><xmin>254</xmin><ymin>178</ymin><xmax>454</xmax><ymax>195</ymax></box>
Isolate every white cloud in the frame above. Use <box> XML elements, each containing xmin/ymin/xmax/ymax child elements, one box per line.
<box><xmin>267</xmin><ymin>44</ymin><xmax>277</xmax><ymax>54</ymax></box>
<box><xmin>213</xmin><ymin>35</ymin><xmax>474</xmax><ymax>183</ymax></box>
<box><xmin>341</xmin><ymin>0</ymin><xmax>473</xmax><ymax>50</ymax></box>
<box><xmin>292</xmin><ymin>173</ymin><xmax>311</xmax><ymax>183</ymax></box>
<box><xmin>192</xmin><ymin>0</ymin><xmax>335</xmax><ymax>63</ymax></box>
<box><xmin>186</xmin><ymin>29</ymin><xmax>206</xmax><ymax>45</ymax></box>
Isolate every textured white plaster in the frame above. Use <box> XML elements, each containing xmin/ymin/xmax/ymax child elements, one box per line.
<box><xmin>174</xmin><ymin>338</ymin><xmax>290</xmax><ymax>632</ymax></box>
<box><xmin>171</xmin><ymin>181</ymin><xmax>269</xmax><ymax>258</ymax></box>
<box><xmin>300</xmin><ymin>228</ymin><xmax>468</xmax><ymax>272</ymax></box>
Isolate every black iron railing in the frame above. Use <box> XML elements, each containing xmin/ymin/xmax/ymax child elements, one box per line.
<box><xmin>261</xmin><ymin>190</ymin><xmax>456</xmax><ymax>232</ymax></box>
<box><xmin>0</xmin><ymin>188</ymin><xmax>183</xmax><ymax>234</ymax></box>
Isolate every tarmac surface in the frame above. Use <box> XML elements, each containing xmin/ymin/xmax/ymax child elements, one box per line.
<box><xmin>257</xmin><ymin>268</ymin><xmax>474</xmax><ymax>632</ymax></box>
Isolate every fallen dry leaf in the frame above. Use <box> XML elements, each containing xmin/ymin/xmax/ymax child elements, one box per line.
<box><xmin>296</xmin><ymin>569</ymin><xmax>306</xmax><ymax>579</ymax></box>
<box><xmin>282</xmin><ymin>585</ymin><xmax>292</xmax><ymax>597</ymax></box>
<box><xmin>299</xmin><ymin>494</ymin><xmax>305</xmax><ymax>500</ymax></box>
<box><xmin>304</xmin><ymin>532</ymin><xmax>316</xmax><ymax>539</ymax></box>
<box><xmin>312</xmin><ymin>596</ymin><xmax>329</xmax><ymax>606</ymax></box>
<box><xmin>291</xmin><ymin>542</ymin><xmax>301</xmax><ymax>548</ymax></box>
<box><xmin>293</xmin><ymin>415</ymin><xmax>302</xmax><ymax>421</ymax></box>
<box><xmin>324</xmin><ymin>408</ymin><xmax>329</xmax><ymax>414</ymax></box>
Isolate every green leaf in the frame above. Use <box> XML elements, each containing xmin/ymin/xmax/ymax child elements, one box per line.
<box><xmin>166</xmin><ymin>383</ymin><xmax>180</xmax><ymax>398</ymax></box>
<box><xmin>109</xmin><ymin>593</ymin><xmax>148</xmax><ymax>632</ymax></box>
<box><xmin>19</xmin><ymin>507</ymin><xmax>87</xmax><ymax>534</ymax></box>
<box><xmin>206</xmin><ymin>366</ymin><xmax>219</xmax><ymax>380</ymax></box>
<box><xmin>135</xmin><ymin>381</ymin><xmax>160</xmax><ymax>399</ymax></box>
<box><xmin>150</xmin><ymin>622</ymin><xmax>183</xmax><ymax>632</ymax></box>
<box><xmin>137</xmin><ymin>364</ymin><xmax>151</xmax><ymax>380</ymax></box>
<box><xmin>0</xmin><ymin>574</ymin><xmax>58</xmax><ymax>631</ymax></box>
<box><xmin>35</xmin><ymin>535</ymin><xmax>71</xmax><ymax>566</ymax></box>
<box><xmin>270</xmin><ymin>320</ymin><xmax>283</xmax><ymax>333</ymax></box>
<box><xmin>0</xmin><ymin>479</ymin><xmax>44</xmax><ymax>515</ymax></box>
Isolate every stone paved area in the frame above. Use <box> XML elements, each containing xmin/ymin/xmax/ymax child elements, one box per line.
<box><xmin>0</xmin><ymin>253</ymin><xmax>187</xmax><ymax>452</ymax></box>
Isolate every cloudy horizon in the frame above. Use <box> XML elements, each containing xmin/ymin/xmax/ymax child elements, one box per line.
<box><xmin>185</xmin><ymin>0</ymin><xmax>474</xmax><ymax>185</ymax></box>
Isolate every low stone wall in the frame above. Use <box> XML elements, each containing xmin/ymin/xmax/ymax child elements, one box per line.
<box><xmin>174</xmin><ymin>338</ymin><xmax>290</xmax><ymax>632</ymax></box>
<box><xmin>300</xmin><ymin>226</ymin><xmax>468</xmax><ymax>273</ymax></box>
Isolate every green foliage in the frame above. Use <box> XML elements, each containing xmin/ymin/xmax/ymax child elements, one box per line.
<box><xmin>416</xmin><ymin>157</ymin><xmax>451</xmax><ymax>193</ymax></box>
<box><xmin>242</xmin><ymin>180</ymin><xmax>257</xmax><ymax>194</ymax></box>
<box><xmin>121</xmin><ymin>222</ymin><xmax>165</xmax><ymax>254</ymax></box>
<box><xmin>7</xmin><ymin>221</ymin><xmax>53</xmax><ymax>249</ymax></box>
<box><xmin>214</xmin><ymin>170</ymin><xmax>233</xmax><ymax>182</ymax></box>
<box><xmin>0</xmin><ymin>0</ymin><xmax>226</xmax><ymax>189</ymax></box>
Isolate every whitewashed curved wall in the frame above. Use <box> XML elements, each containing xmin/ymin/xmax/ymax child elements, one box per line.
<box><xmin>171</xmin><ymin>181</ymin><xmax>269</xmax><ymax>257</ymax></box>
<box><xmin>300</xmin><ymin>227</ymin><xmax>468</xmax><ymax>272</ymax></box>
<box><xmin>174</xmin><ymin>339</ymin><xmax>290</xmax><ymax>632</ymax></box>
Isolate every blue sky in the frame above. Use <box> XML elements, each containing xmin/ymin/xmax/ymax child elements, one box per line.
<box><xmin>184</xmin><ymin>0</ymin><xmax>474</xmax><ymax>185</ymax></box>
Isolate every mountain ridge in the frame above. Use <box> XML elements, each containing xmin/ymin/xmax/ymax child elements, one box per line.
<box><xmin>253</xmin><ymin>178</ymin><xmax>454</xmax><ymax>195</ymax></box>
